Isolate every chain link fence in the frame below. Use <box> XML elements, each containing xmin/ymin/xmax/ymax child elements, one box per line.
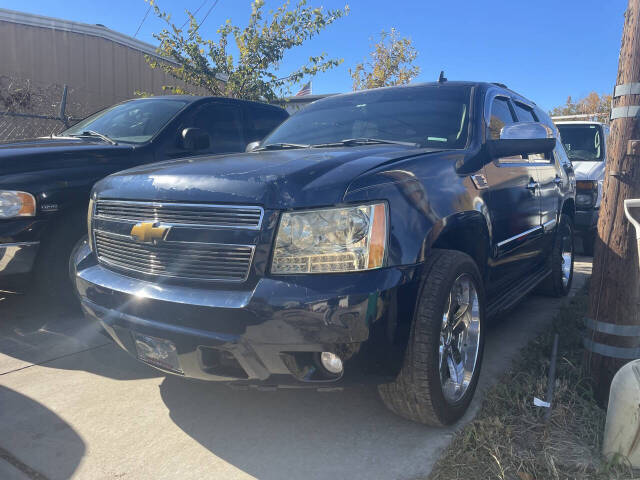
<box><xmin>0</xmin><ymin>75</ymin><xmax>93</xmax><ymax>141</ymax></box>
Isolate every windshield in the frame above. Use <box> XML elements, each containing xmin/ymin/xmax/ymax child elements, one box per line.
<box><xmin>62</xmin><ymin>98</ymin><xmax>189</xmax><ymax>144</ymax></box>
<box><xmin>264</xmin><ymin>85</ymin><xmax>472</xmax><ymax>149</ymax></box>
<box><xmin>556</xmin><ymin>124</ymin><xmax>604</xmax><ymax>162</ymax></box>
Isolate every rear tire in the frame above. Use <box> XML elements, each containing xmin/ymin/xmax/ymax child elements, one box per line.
<box><xmin>378</xmin><ymin>249</ymin><xmax>485</xmax><ymax>426</ymax></box>
<box><xmin>34</xmin><ymin>209</ymin><xmax>86</xmax><ymax>308</ymax></box>
<box><xmin>538</xmin><ymin>214</ymin><xmax>574</xmax><ymax>297</ymax></box>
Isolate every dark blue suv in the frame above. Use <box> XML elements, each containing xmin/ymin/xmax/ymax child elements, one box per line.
<box><xmin>73</xmin><ymin>82</ymin><xmax>575</xmax><ymax>425</ymax></box>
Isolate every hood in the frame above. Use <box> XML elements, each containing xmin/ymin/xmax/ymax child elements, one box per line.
<box><xmin>0</xmin><ymin>137</ymin><xmax>134</xmax><ymax>174</ymax></box>
<box><xmin>95</xmin><ymin>145</ymin><xmax>440</xmax><ymax>209</ymax></box>
<box><xmin>572</xmin><ymin>160</ymin><xmax>605</xmax><ymax>181</ymax></box>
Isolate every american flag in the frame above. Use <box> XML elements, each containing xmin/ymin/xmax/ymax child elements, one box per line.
<box><xmin>295</xmin><ymin>81</ymin><xmax>312</xmax><ymax>96</ymax></box>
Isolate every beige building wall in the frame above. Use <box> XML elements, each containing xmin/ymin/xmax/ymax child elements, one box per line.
<box><xmin>0</xmin><ymin>8</ymin><xmax>203</xmax><ymax>138</ymax></box>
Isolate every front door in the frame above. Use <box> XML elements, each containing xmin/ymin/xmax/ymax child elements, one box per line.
<box><xmin>483</xmin><ymin>96</ymin><xmax>543</xmax><ymax>298</ymax></box>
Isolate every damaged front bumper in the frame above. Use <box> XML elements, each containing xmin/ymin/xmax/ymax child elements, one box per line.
<box><xmin>73</xmin><ymin>241</ymin><xmax>420</xmax><ymax>386</ymax></box>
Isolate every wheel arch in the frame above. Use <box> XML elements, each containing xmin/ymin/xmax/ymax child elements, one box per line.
<box><xmin>426</xmin><ymin>211</ymin><xmax>491</xmax><ymax>281</ymax></box>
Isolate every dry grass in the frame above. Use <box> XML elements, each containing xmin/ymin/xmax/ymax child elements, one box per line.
<box><xmin>428</xmin><ymin>287</ymin><xmax>639</xmax><ymax>480</ymax></box>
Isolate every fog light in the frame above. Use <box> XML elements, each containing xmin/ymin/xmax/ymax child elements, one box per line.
<box><xmin>320</xmin><ymin>352</ymin><xmax>343</xmax><ymax>374</ymax></box>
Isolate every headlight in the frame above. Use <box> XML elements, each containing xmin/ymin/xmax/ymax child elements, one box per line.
<box><xmin>0</xmin><ymin>190</ymin><xmax>36</xmax><ymax>218</ymax></box>
<box><xmin>576</xmin><ymin>180</ymin><xmax>598</xmax><ymax>209</ymax></box>
<box><xmin>271</xmin><ymin>203</ymin><xmax>387</xmax><ymax>274</ymax></box>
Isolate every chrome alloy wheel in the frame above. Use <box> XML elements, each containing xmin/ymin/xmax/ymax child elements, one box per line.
<box><xmin>439</xmin><ymin>274</ymin><xmax>481</xmax><ymax>404</ymax></box>
<box><xmin>561</xmin><ymin>229</ymin><xmax>573</xmax><ymax>287</ymax></box>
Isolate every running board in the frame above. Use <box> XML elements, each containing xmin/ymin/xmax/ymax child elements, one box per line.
<box><xmin>487</xmin><ymin>267</ymin><xmax>551</xmax><ymax>318</ymax></box>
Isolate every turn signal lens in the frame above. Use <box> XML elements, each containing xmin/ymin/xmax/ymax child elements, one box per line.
<box><xmin>576</xmin><ymin>180</ymin><xmax>598</xmax><ymax>191</ymax></box>
<box><xmin>367</xmin><ymin>203</ymin><xmax>387</xmax><ymax>269</ymax></box>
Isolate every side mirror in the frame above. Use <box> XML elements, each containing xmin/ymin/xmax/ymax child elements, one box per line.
<box><xmin>181</xmin><ymin>127</ymin><xmax>210</xmax><ymax>151</ymax></box>
<box><xmin>245</xmin><ymin>141</ymin><xmax>261</xmax><ymax>152</ymax></box>
<box><xmin>488</xmin><ymin>122</ymin><xmax>556</xmax><ymax>159</ymax></box>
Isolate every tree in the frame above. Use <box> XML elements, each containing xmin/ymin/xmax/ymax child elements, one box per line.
<box><xmin>146</xmin><ymin>0</ymin><xmax>349</xmax><ymax>101</ymax></box>
<box><xmin>349</xmin><ymin>28</ymin><xmax>420</xmax><ymax>91</ymax></box>
<box><xmin>585</xmin><ymin>0</ymin><xmax>640</xmax><ymax>403</ymax></box>
<box><xmin>549</xmin><ymin>91</ymin><xmax>612</xmax><ymax>118</ymax></box>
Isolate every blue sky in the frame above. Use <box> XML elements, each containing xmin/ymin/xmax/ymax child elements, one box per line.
<box><xmin>3</xmin><ymin>0</ymin><xmax>626</xmax><ymax>110</ymax></box>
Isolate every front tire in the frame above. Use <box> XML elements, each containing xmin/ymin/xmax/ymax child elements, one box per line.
<box><xmin>582</xmin><ymin>230</ymin><xmax>595</xmax><ymax>256</ymax></box>
<box><xmin>378</xmin><ymin>249</ymin><xmax>485</xmax><ymax>426</ymax></box>
<box><xmin>34</xmin><ymin>209</ymin><xmax>86</xmax><ymax>307</ymax></box>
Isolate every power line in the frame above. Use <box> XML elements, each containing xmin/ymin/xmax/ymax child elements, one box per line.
<box><xmin>133</xmin><ymin>4</ymin><xmax>152</xmax><ymax>38</ymax></box>
<box><xmin>189</xmin><ymin>0</ymin><xmax>220</xmax><ymax>38</ymax></box>
<box><xmin>181</xmin><ymin>0</ymin><xmax>209</xmax><ymax>29</ymax></box>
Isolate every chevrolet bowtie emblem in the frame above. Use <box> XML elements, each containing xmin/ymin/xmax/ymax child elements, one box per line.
<box><xmin>130</xmin><ymin>222</ymin><xmax>170</xmax><ymax>243</ymax></box>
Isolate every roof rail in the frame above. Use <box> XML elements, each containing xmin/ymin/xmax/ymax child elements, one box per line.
<box><xmin>491</xmin><ymin>82</ymin><xmax>508</xmax><ymax>89</ymax></box>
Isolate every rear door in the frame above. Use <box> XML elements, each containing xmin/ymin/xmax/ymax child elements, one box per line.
<box><xmin>483</xmin><ymin>95</ymin><xmax>544</xmax><ymax>296</ymax></box>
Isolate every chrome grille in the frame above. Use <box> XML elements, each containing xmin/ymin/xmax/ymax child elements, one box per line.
<box><xmin>94</xmin><ymin>231</ymin><xmax>254</xmax><ymax>282</ymax></box>
<box><xmin>94</xmin><ymin>200</ymin><xmax>263</xmax><ymax>229</ymax></box>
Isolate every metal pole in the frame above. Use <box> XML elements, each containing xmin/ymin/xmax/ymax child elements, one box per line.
<box><xmin>59</xmin><ymin>84</ymin><xmax>68</xmax><ymax>127</ymax></box>
<box><xmin>544</xmin><ymin>334</ymin><xmax>560</xmax><ymax>422</ymax></box>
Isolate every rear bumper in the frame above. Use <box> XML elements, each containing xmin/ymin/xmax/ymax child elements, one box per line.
<box><xmin>73</xmin><ymin>242</ymin><xmax>420</xmax><ymax>386</ymax></box>
<box><xmin>0</xmin><ymin>241</ymin><xmax>39</xmax><ymax>277</ymax></box>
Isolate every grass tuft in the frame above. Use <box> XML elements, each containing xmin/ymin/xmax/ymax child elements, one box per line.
<box><xmin>428</xmin><ymin>287</ymin><xmax>638</xmax><ymax>480</ymax></box>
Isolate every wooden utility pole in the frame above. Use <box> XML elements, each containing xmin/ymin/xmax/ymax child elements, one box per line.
<box><xmin>586</xmin><ymin>0</ymin><xmax>640</xmax><ymax>404</ymax></box>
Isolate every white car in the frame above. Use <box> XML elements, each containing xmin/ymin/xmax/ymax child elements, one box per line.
<box><xmin>555</xmin><ymin>121</ymin><xmax>608</xmax><ymax>255</ymax></box>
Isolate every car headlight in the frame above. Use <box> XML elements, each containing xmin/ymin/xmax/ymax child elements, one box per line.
<box><xmin>0</xmin><ymin>190</ymin><xmax>36</xmax><ymax>218</ymax></box>
<box><xmin>271</xmin><ymin>203</ymin><xmax>387</xmax><ymax>274</ymax></box>
<box><xmin>576</xmin><ymin>180</ymin><xmax>598</xmax><ymax>208</ymax></box>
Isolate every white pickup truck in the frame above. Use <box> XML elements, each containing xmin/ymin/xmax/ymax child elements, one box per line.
<box><xmin>555</xmin><ymin>121</ymin><xmax>609</xmax><ymax>255</ymax></box>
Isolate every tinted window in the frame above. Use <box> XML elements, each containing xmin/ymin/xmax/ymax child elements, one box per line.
<box><xmin>514</xmin><ymin>103</ymin><xmax>537</xmax><ymax>122</ymax></box>
<box><xmin>63</xmin><ymin>99</ymin><xmax>188</xmax><ymax>143</ymax></box>
<box><xmin>264</xmin><ymin>86</ymin><xmax>472</xmax><ymax>149</ymax></box>
<box><xmin>489</xmin><ymin>98</ymin><xmax>515</xmax><ymax>139</ymax></box>
<box><xmin>556</xmin><ymin>124</ymin><xmax>604</xmax><ymax>162</ymax></box>
<box><xmin>247</xmin><ymin>106</ymin><xmax>288</xmax><ymax>141</ymax></box>
<box><xmin>190</xmin><ymin>103</ymin><xmax>245</xmax><ymax>154</ymax></box>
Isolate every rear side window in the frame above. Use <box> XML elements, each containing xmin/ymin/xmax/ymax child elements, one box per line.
<box><xmin>247</xmin><ymin>107</ymin><xmax>288</xmax><ymax>141</ymax></box>
<box><xmin>514</xmin><ymin>103</ymin><xmax>537</xmax><ymax>122</ymax></box>
<box><xmin>489</xmin><ymin>98</ymin><xmax>515</xmax><ymax>139</ymax></box>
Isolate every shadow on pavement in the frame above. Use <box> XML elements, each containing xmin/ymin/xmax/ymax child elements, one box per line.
<box><xmin>0</xmin><ymin>385</ymin><xmax>85</xmax><ymax>480</ymax></box>
<box><xmin>0</xmin><ymin>289</ymin><xmax>160</xmax><ymax>380</ymax></box>
<box><xmin>158</xmin><ymin>375</ymin><xmax>452</xmax><ymax>480</ymax></box>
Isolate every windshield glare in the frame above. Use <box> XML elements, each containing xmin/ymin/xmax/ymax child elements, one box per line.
<box><xmin>62</xmin><ymin>99</ymin><xmax>189</xmax><ymax>144</ymax></box>
<box><xmin>264</xmin><ymin>86</ymin><xmax>472</xmax><ymax>149</ymax></box>
<box><xmin>557</xmin><ymin>124</ymin><xmax>604</xmax><ymax>162</ymax></box>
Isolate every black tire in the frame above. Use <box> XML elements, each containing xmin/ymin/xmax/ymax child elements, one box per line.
<box><xmin>33</xmin><ymin>209</ymin><xmax>86</xmax><ymax>307</ymax></box>
<box><xmin>378</xmin><ymin>249</ymin><xmax>485</xmax><ymax>426</ymax></box>
<box><xmin>582</xmin><ymin>230</ymin><xmax>595</xmax><ymax>256</ymax></box>
<box><xmin>538</xmin><ymin>214</ymin><xmax>574</xmax><ymax>297</ymax></box>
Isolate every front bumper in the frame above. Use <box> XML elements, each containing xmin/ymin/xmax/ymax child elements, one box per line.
<box><xmin>73</xmin><ymin>242</ymin><xmax>420</xmax><ymax>386</ymax></box>
<box><xmin>0</xmin><ymin>241</ymin><xmax>39</xmax><ymax>277</ymax></box>
<box><xmin>575</xmin><ymin>208</ymin><xmax>599</xmax><ymax>233</ymax></box>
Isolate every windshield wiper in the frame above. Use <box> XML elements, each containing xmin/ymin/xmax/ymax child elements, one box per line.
<box><xmin>70</xmin><ymin>130</ymin><xmax>117</xmax><ymax>145</ymax></box>
<box><xmin>313</xmin><ymin>138</ymin><xmax>419</xmax><ymax>148</ymax></box>
<box><xmin>254</xmin><ymin>142</ymin><xmax>310</xmax><ymax>151</ymax></box>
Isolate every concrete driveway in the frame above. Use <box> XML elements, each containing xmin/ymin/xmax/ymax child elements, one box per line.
<box><xmin>0</xmin><ymin>258</ymin><xmax>592</xmax><ymax>480</ymax></box>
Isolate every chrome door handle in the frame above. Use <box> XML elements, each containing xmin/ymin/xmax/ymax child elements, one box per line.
<box><xmin>526</xmin><ymin>180</ymin><xmax>540</xmax><ymax>190</ymax></box>
<box><xmin>553</xmin><ymin>176</ymin><xmax>563</xmax><ymax>186</ymax></box>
